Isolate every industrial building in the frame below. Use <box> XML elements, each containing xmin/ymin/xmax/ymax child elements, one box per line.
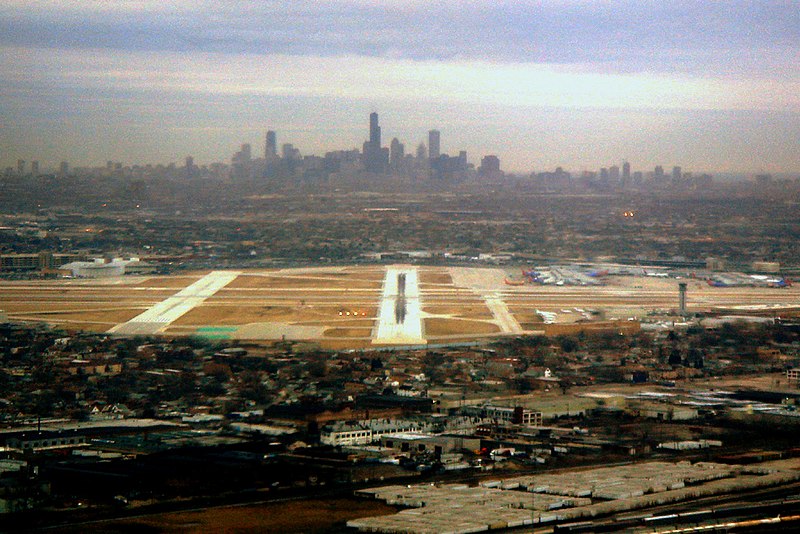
<box><xmin>59</xmin><ymin>258</ymin><xmax>143</xmax><ymax>278</ymax></box>
<box><xmin>0</xmin><ymin>252</ymin><xmax>86</xmax><ymax>271</ymax></box>
<box><xmin>461</xmin><ymin>405</ymin><xmax>543</xmax><ymax>427</ymax></box>
<box><xmin>349</xmin><ymin>461</ymin><xmax>800</xmax><ymax>533</ymax></box>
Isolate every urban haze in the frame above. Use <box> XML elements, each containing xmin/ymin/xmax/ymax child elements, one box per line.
<box><xmin>1</xmin><ymin>2</ymin><xmax>800</xmax><ymax>533</ymax></box>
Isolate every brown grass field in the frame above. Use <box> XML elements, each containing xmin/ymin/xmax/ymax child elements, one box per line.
<box><xmin>421</xmin><ymin>297</ymin><xmax>485</xmax><ymax>306</ymax></box>
<box><xmin>3</xmin><ymin>265</ymin><xmax>799</xmax><ymax>345</ymax></box>
<box><xmin>418</xmin><ymin>271</ymin><xmax>453</xmax><ymax>285</ymax></box>
<box><xmin>424</xmin><ymin>317</ymin><xmax>501</xmax><ymax>336</ymax></box>
<box><xmin>301</xmin><ymin>319</ymin><xmax>375</xmax><ymax>327</ymax></box>
<box><xmin>507</xmin><ymin>309</ymin><xmax>546</xmax><ymax>324</ymax></box>
<box><xmin>0</xmin><ymin>302</ymin><xmax>153</xmax><ymax>313</ymax></box>
<box><xmin>423</xmin><ymin>304</ymin><xmax>494</xmax><ymax>320</ymax></box>
<box><xmin>324</xmin><ymin>327</ymin><xmax>374</xmax><ymax>338</ymax></box>
<box><xmin>212</xmin><ymin>288</ymin><xmax>379</xmax><ymax>299</ymax></box>
<box><xmin>171</xmin><ymin>304</ymin><xmax>378</xmax><ymax>328</ymax></box>
<box><xmin>48</xmin><ymin>498</ymin><xmax>397</xmax><ymax>534</ymax></box>
<box><xmin>226</xmin><ymin>275</ymin><xmax>382</xmax><ymax>290</ymax></box>
<box><xmin>52</xmin><ymin>322</ymin><xmax>121</xmax><ymax>332</ymax></box>
<box><xmin>10</xmin><ymin>309</ymin><xmax>145</xmax><ymax>324</ymax></box>
<box><xmin>0</xmin><ymin>288</ymin><xmax>176</xmax><ymax>300</ymax></box>
<box><xmin>327</xmin><ymin>270</ymin><xmax>387</xmax><ymax>281</ymax></box>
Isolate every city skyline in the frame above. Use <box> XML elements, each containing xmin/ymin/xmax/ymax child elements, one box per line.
<box><xmin>6</xmin><ymin>112</ymin><xmax>719</xmax><ymax>184</ymax></box>
<box><xmin>2</xmin><ymin>1</ymin><xmax>799</xmax><ymax>173</ymax></box>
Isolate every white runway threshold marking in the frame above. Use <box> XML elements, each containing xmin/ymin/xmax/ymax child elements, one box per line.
<box><xmin>108</xmin><ymin>271</ymin><xmax>241</xmax><ymax>335</ymax></box>
<box><xmin>373</xmin><ymin>266</ymin><xmax>425</xmax><ymax>345</ymax></box>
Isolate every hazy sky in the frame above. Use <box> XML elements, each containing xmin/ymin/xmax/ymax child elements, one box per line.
<box><xmin>1</xmin><ymin>1</ymin><xmax>799</xmax><ymax>173</ymax></box>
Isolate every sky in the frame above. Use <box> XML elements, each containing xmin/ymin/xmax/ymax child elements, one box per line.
<box><xmin>1</xmin><ymin>0</ymin><xmax>799</xmax><ymax>174</ymax></box>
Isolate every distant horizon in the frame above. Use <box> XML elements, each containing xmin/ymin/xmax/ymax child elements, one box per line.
<box><xmin>7</xmin><ymin>152</ymin><xmax>795</xmax><ymax>181</ymax></box>
<box><xmin>2</xmin><ymin>2</ymin><xmax>799</xmax><ymax>174</ymax></box>
<box><xmin>5</xmin><ymin>108</ymin><xmax>799</xmax><ymax>178</ymax></box>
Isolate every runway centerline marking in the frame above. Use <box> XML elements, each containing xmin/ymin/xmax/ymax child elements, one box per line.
<box><xmin>373</xmin><ymin>266</ymin><xmax>425</xmax><ymax>345</ymax></box>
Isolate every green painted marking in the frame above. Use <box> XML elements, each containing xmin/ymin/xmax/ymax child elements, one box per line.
<box><xmin>195</xmin><ymin>326</ymin><xmax>237</xmax><ymax>339</ymax></box>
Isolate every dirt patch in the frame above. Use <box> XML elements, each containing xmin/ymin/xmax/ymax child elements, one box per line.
<box><xmin>423</xmin><ymin>304</ymin><xmax>494</xmax><ymax>320</ymax></box>
<box><xmin>324</xmin><ymin>327</ymin><xmax>374</xmax><ymax>338</ymax></box>
<box><xmin>44</xmin><ymin>321</ymin><xmax>118</xmax><ymax>332</ymax></box>
<box><xmin>419</xmin><ymin>271</ymin><xmax>454</xmax><ymax>285</ymax></box>
<box><xmin>0</xmin><ymin>302</ymin><xmax>153</xmax><ymax>314</ymax></box>
<box><xmin>173</xmin><ymin>305</ymin><xmax>378</xmax><ymax>327</ymax></box>
<box><xmin>508</xmin><ymin>310</ymin><xmax>545</xmax><ymax>324</ymax></box>
<box><xmin>0</xmin><ymin>287</ymin><xmax>175</xmax><ymax>298</ymax></box>
<box><xmin>161</xmin><ymin>326</ymin><xmax>197</xmax><ymax>334</ymax></box>
<box><xmin>50</xmin><ymin>497</ymin><xmax>396</xmax><ymax>534</ymax></box>
<box><xmin>213</xmin><ymin>289</ymin><xmax>380</xmax><ymax>299</ymax></box>
<box><xmin>329</xmin><ymin>270</ymin><xmax>388</xmax><ymax>281</ymax></box>
<box><xmin>226</xmin><ymin>275</ymin><xmax>381</xmax><ymax>290</ymax></box>
<box><xmin>172</xmin><ymin>305</ymin><xmax>295</xmax><ymax>326</ymax></box>
<box><xmin>11</xmin><ymin>309</ymin><xmax>146</xmax><ymax>324</ymax></box>
<box><xmin>424</xmin><ymin>318</ymin><xmax>500</xmax><ymax>336</ymax></box>
<box><xmin>422</xmin><ymin>297</ymin><xmax>485</xmax><ymax>305</ymax></box>
<box><xmin>301</xmin><ymin>319</ymin><xmax>375</xmax><ymax>327</ymax></box>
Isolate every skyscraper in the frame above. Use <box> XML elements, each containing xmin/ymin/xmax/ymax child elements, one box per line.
<box><xmin>428</xmin><ymin>130</ymin><xmax>441</xmax><ymax>159</ymax></box>
<box><xmin>363</xmin><ymin>112</ymin><xmax>387</xmax><ymax>173</ymax></box>
<box><xmin>479</xmin><ymin>155</ymin><xmax>501</xmax><ymax>177</ymax></box>
<box><xmin>265</xmin><ymin>130</ymin><xmax>277</xmax><ymax>159</ymax></box>
<box><xmin>185</xmin><ymin>156</ymin><xmax>195</xmax><ymax>179</ymax></box>
<box><xmin>31</xmin><ymin>161</ymin><xmax>39</xmax><ymax>176</ymax></box>
<box><xmin>622</xmin><ymin>161</ymin><xmax>631</xmax><ymax>183</ymax></box>
<box><xmin>609</xmin><ymin>165</ymin><xmax>620</xmax><ymax>182</ymax></box>
<box><xmin>672</xmin><ymin>166</ymin><xmax>682</xmax><ymax>181</ymax></box>
<box><xmin>390</xmin><ymin>138</ymin><xmax>404</xmax><ymax>169</ymax></box>
<box><xmin>370</xmin><ymin>112</ymin><xmax>381</xmax><ymax>148</ymax></box>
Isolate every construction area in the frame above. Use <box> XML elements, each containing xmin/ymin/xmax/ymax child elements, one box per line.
<box><xmin>348</xmin><ymin>460</ymin><xmax>800</xmax><ymax>533</ymax></box>
<box><xmin>0</xmin><ymin>265</ymin><xmax>798</xmax><ymax>348</ymax></box>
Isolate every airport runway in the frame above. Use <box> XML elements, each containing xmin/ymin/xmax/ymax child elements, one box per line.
<box><xmin>483</xmin><ymin>293</ymin><xmax>523</xmax><ymax>333</ymax></box>
<box><xmin>108</xmin><ymin>271</ymin><xmax>241</xmax><ymax>335</ymax></box>
<box><xmin>373</xmin><ymin>266</ymin><xmax>425</xmax><ymax>345</ymax></box>
<box><xmin>1</xmin><ymin>265</ymin><xmax>799</xmax><ymax>345</ymax></box>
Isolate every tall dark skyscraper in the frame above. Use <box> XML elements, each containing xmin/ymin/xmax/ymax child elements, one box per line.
<box><xmin>428</xmin><ymin>130</ymin><xmax>440</xmax><ymax>159</ymax></box>
<box><xmin>185</xmin><ymin>156</ymin><xmax>195</xmax><ymax>179</ymax></box>
<box><xmin>363</xmin><ymin>112</ymin><xmax>387</xmax><ymax>173</ymax></box>
<box><xmin>265</xmin><ymin>130</ymin><xmax>277</xmax><ymax>159</ymax></box>
<box><xmin>622</xmin><ymin>161</ymin><xmax>631</xmax><ymax>183</ymax></box>
<box><xmin>369</xmin><ymin>112</ymin><xmax>381</xmax><ymax>148</ymax></box>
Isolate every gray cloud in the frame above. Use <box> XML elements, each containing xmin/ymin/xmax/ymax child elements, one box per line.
<box><xmin>1</xmin><ymin>1</ymin><xmax>798</xmax><ymax>75</ymax></box>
